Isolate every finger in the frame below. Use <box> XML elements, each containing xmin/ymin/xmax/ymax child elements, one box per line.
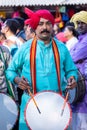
<box><xmin>20</xmin><ymin>78</ymin><xmax>28</xmax><ymax>85</ymax></box>
<box><xmin>66</xmin><ymin>85</ymin><xmax>72</xmax><ymax>89</ymax></box>
<box><xmin>18</xmin><ymin>84</ymin><xmax>30</xmax><ymax>90</ymax></box>
<box><xmin>21</xmin><ymin>77</ymin><xmax>30</xmax><ymax>86</ymax></box>
<box><xmin>22</xmin><ymin>76</ymin><xmax>28</xmax><ymax>82</ymax></box>
<box><xmin>68</xmin><ymin>78</ymin><xmax>76</xmax><ymax>85</ymax></box>
<box><xmin>19</xmin><ymin>81</ymin><xmax>29</xmax><ymax>88</ymax></box>
<box><xmin>67</xmin><ymin>82</ymin><xmax>77</xmax><ymax>89</ymax></box>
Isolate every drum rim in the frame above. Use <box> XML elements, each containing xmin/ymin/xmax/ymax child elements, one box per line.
<box><xmin>0</xmin><ymin>92</ymin><xmax>19</xmax><ymax>129</ymax></box>
<box><xmin>24</xmin><ymin>90</ymin><xmax>72</xmax><ymax>130</ymax></box>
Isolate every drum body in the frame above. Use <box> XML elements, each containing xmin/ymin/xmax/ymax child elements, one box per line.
<box><xmin>25</xmin><ymin>91</ymin><xmax>72</xmax><ymax>130</ymax></box>
<box><xmin>68</xmin><ymin>70</ymin><xmax>86</xmax><ymax>104</ymax></box>
<box><xmin>0</xmin><ymin>93</ymin><xmax>18</xmax><ymax>130</ymax></box>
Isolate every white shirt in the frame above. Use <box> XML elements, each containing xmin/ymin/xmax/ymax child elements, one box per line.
<box><xmin>66</xmin><ymin>36</ymin><xmax>78</xmax><ymax>51</ymax></box>
<box><xmin>3</xmin><ymin>35</ymin><xmax>23</xmax><ymax>51</ymax></box>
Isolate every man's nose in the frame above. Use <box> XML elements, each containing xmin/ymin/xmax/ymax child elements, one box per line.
<box><xmin>43</xmin><ymin>23</ymin><xmax>47</xmax><ymax>29</ymax></box>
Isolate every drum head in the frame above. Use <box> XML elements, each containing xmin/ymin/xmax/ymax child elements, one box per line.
<box><xmin>0</xmin><ymin>93</ymin><xmax>18</xmax><ymax>130</ymax></box>
<box><xmin>25</xmin><ymin>91</ymin><xmax>72</xmax><ymax>130</ymax></box>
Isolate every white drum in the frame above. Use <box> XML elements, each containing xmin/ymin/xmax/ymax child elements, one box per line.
<box><xmin>25</xmin><ymin>91</ymin><xmax>72</xmax><ymax>130</ymax></box>
<box><xmin>0</xmin><ymin>93</ymin><xmax>18</xmax><ymax>130</ymax></box>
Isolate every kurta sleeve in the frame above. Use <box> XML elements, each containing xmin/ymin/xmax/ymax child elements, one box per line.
<box><xmin>63</xmin><ymin>46</ymin><xmax>78</xmax><ymax>80</ymax></box>
<box><xmin>6</xmin><ymin>45</ymin><xmax>25</xmax><ymax>83</ymax></box>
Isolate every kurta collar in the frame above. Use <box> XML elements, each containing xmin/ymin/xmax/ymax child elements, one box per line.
<box><xmin>37</xmin><ymin>39</ymin><xmax>52</xmax><ymax>49</ymax></box>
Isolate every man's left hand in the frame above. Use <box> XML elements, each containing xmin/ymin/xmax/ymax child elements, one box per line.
<box><xmin>67</xmin><ymin>76</ymin><xmax>77</xmax><ymax>89</ymax></box>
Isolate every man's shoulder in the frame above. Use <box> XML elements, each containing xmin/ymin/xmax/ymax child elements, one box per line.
<box><xmin>20</xmin><ymin>39</ymin><xmax>33</xmax><ymax>49</ymax></box>
<box><xmin>53</xmin><ymin>38</ymin><xmax>69</xmax><ymax>54</ymax></box>
<box><xmin>0</xmin><ymin>45</ymin><xmax>10</xmax><ymax>54</ymax></box>
<box><xmin>54</xmin><ymin>38</ymin><xmax>66</xmax><ymax>48</ymax></box>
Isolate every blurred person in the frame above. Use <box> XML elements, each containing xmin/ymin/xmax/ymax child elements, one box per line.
<box><xmin>1</xmin><ymin>18</ymin><xmax>23</xmax><ymax>56</ymax></box>
<box><xmin>53</xmin><ymin>22</ymin><xmax>61</xmax><ymax>36</ymax></box>
<box><xmin>0</xmin><ymin>31</ymin><xmax>6</xmax><ymax>44</ymax></box>
<box><xmin>53</xmin><ymin>19</ymin><xmax>67</xmax><ymax>43</ymax></box>
<box><xmin>14</xmin><ymin>17</ymin><xmax>26</xmax><ymax>42</ymax></box>
<box><xmin>56</xmin><ymin>32</ymin><xmax>67</xmax><ymax>43</ymax></box>
<box><xmin>1</xmin><ymin>18</ymin><xmax>23</xmax><ymax>105</ymax></box>
<box><xmin>0</xmin><ymin>45</ymin><xmax>11</xmax><ymax>93</ymax></box>
<box><xmin>24</xmin><ymin>23</ymin><xmax>35</xmax><ymax>40</ymax></box>
<box><xmin>64</xmin><ymin>25</ymin><xmax>78</xmax><ymax>51</ymax></box>
<box><xmin>70</xmin><ymin>11</ymin><xmax>87</xmax><ymax>130</ymax></box>
<box><xmin>12</xmin><ymin>7</ymin><xmax>21</xmax><ymax>18</ymax></box>
<box><xmin>6</xmin><ymin>8</ymin><xmax>77</xmax><ymax>130</ymax></box>
<box><xmin>65</xmin><ymin>21</ymin><xmax>75</xmax><ymax>27</ymax></box>
<box><xmin>0</xmin><ymin>17</ymin><xmax>5</xmax><ymax>30</ymax></box>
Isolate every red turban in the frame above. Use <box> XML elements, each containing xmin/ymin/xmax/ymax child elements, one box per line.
<box><xmin>24</xmin><ymin>14</ymin><xmax>40</xmax><ymax>30</ymax></box>
<box><xmin>35</xmin><ymin>10</ymin><xmax>54</xmax><ymax>26</ymax></box>
<box><xmin>24</xmin><ymin>7</ymin><xmax>54</xmax><ymax>30</ymax></box>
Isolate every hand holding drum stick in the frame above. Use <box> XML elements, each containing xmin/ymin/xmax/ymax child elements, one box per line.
<box><xmin>61</xmin><ymin>76</ymin><xmax>76</xmax><ymax>116</ymax></box>
<box><xmin>18</xmin><ymin>76</ymin><xmax>41</xmax><ymax>114</ymax></box>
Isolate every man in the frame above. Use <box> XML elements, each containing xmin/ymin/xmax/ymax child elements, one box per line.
<box><xmin>1</xmin><ymin>18</ymin><xmax>23</xmax><ymax>56</ymax></box>
<box><xmin>70</xmin><ymin>11</ymin><xmax>87</xmax><ymax>130</ymax></box>
<box><xmin>24</xmin><ymin>19</ymin><xmax>35</xmax><ymax>40</ymax></box>
<box><xmin>14</xmin><ymin>17</ymin><xmax>26</xmax><ymax>42</ymax></box>
<box><xmin>0</xmin><ymin>45</ymin><xmax>11</xmax><ymax>93</ymax></box>
<box><xmin>0</xmin><ymin>31</ymin><xmax>6</xmax><ymax>45</ymax></box>
<box><xmin>6</xmin><ymin>8</ymin><xmax>77</xmax><ymax>130</ymax></box>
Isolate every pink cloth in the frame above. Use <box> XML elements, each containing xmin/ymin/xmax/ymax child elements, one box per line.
<box><xmin>56</xmin><ymin>32</ymin><xmax>67</xmax><ymax>43</ymax></box>
<box><xmin>12</xmin><ymin>11</ymin><xmax>20</xmax><ymax>18</ymax></box>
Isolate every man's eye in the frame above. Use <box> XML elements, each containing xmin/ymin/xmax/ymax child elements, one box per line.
<box><xmin>47</xmin><ymin>22</ymin><xmax>51</xmax><ymax>25</ymax></box>
<box><xmin>38</xmin><ymin>22</ymin><xmax>43</xmax><ymax>25</ymax></box>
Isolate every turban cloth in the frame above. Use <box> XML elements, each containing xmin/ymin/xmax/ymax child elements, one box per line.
<box><xmin>24</xmin><ymin>7</ymin><xmax>54</xmax><ymax>30</ymax></box>
<box><xmin>70</xmin><ymin>11</ymin><xmax>87</xmax><ymax>28</ymax></box>
<box><xmin>35</xmin><ymin>9</ymin><xmax>54</xmax><ymax>26</ymax></box>
<box><xmin>24</xmin><ymin>7</ymin><xmax>40</xmax><ymax>30</ymax></box>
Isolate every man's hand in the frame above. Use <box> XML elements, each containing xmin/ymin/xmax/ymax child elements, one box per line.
<box><xmin>14</xmin><ymin>76</ymin><xmax>30</xmax><ymax>90</ymax></box>
<box><xmin>66</xmin><ymin>76</ymin><xmax>77</xmax><ymax>89</ymax></box>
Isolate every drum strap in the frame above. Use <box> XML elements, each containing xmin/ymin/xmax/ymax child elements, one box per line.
<box><xmin>0</xmin><ymin>47</ymin><xmax>15</xmax><ymax>99</ymax></box>
<box><xmin>30</xmin><ymin>37</ymin><xmax>62</xmax><ymax>95</ymax></box>
<box><xmin>52</xmin><ymin>39</ymin><xmax>62</xmax><ymax>95</ymax></box>
<box><xmin>30</xmin><ymin>37</ymin><xmax>37</xmax><ymax>94</ymax></box>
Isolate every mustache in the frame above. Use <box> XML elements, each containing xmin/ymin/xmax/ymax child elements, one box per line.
<box><xmin>41</xmin><ymin>29</ymin><xmax>50</xmax><ymax>33</ymax></box>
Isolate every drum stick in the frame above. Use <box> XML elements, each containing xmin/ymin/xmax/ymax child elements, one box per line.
<box><xmin>61</xmin><ymin>92</ymin><xmax>69</xmax><ymax>116</ymax></box>
<box><xmin>27</xmin><ymin>88</ymin><xmax>41</xmax><ymax>114</ymax></box>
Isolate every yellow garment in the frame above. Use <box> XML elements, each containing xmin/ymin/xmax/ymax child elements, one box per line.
<box><xmin>70</xmin><ymin>11</ymin><xmax>87</xmax><ymax>28</ymax></box>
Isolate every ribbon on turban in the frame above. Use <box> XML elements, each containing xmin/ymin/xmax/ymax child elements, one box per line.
<box><xmin>70</xmin><ymin>11</ymin><xmax>87</xmax><ymax>28</ymax></box>
<box><xmin>24</xmin><ymin>7</ymin><xmax>54</xmax><ymax>30</ymax></box>
<box><xmin>24</xmin><ymin>7</ymin><xmax>40</xmax><ymax>30</ymax></box>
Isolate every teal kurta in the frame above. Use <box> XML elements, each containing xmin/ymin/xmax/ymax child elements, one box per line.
<box><xmin>6</xmin><ymin>38</ymin><xmax>77</xmax><ymax>130</ymax></box>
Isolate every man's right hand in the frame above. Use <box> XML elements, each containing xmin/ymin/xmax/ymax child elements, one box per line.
<box><xmin>14</xmin><ymin>76</ymin><xmax>30</xmax><ymax>90</ymax></box>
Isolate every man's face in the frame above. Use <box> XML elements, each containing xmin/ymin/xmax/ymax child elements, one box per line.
<box><xmin>24</xmin><ymin>25</ymin><xmax>35</xmax><ymax>40</ymax></box>
<box><xmin>1</xmin><ymin>21</ymin><xmax>8</xmax><ymax>34</ymax></box>
<box><xmin>76</xmin><ymin>20</ymin><xmax>87</xmax><ymax>35</ymax></box>
<box><xmin>35</xmin><ymin>18</ymin><xmax>53</xmax><ymax>42</ymax></box>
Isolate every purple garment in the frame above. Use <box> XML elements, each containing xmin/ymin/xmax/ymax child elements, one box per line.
<box><xmin>70</xmin><ymin>33</ymin><xmax>87</xmax><ymax>113</ymax></box>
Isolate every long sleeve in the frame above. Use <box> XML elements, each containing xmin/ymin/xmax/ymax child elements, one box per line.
<box><xmin>6</xmin><ymin>40</ymin><xmax>32</xmax><ymax>83</ymax></box>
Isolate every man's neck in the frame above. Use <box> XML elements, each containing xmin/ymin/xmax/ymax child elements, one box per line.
<box><xmin>36</xmin><ymin>37</ymin><xmax>51</xmax><ymax>44</ymax></box>
<box><xmin>6</xmin><ymin>32</ymin><xmax>15</xmax><ymax>39</ymax></box>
